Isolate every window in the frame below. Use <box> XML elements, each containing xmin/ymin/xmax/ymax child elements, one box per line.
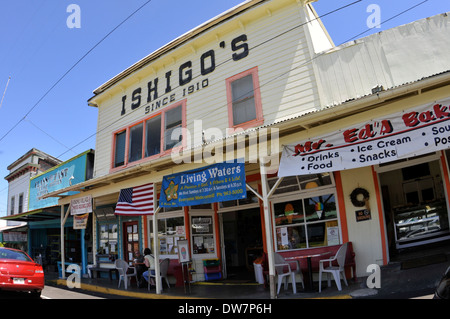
<box><xmin>112</xmin><ymin>101</ymin><xmax>186</xmax><ymax>169</ymax></box>
<box><xmin>128</xmin><ymin>123</ymin><xmax>143</xmax><ymax>162</ymax></box>
<box><xmin>18</xmin><ymin>194</ymin><xmax>23</xmax><ymax>214</ymax></box>
<box><xmin>273</xmin><ymin>192</ymin><xmax>339</xmax><ymax>251</ymax></box>
<box><xmin>164</xmin><ymin>106</ymin><xmax>182</xmax><ymax>151</ymax></box>
<box><xmin>10</xmin><ymin>196</ymin><xmax>14</xmax><ymax>215</ymax></box>
<box><xmin>226</xmin><ymin>67</ymin><xmax>263</xmax><ymax>129</ymax></box>
<box><xmin>191</xmin><ymin>215</ymin><xmax>215</xmax><ymax>255</ymax></box>
<box><xmin>149</xmin><ymin>205</ymin><xmax>185</xmax><ymax>256</ymax></box>
<box><xmin>145</xmin><ymin>115</ymin><xmax>161</xmax><ymax>157</ymax></box>
<box><xmin>98</xmin><ymin>223</ymin><xmax>118</xmax><ymax>258</ymax></box>
<box><xmin>114</xmin><ymin>130</ymin><xmax>126</xmax><ymax>167</ymax></box>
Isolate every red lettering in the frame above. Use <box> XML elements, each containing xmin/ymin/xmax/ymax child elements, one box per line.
<box><xmin>358</xmin><ymin>124</ymin><xmax>376</xmax><ymax>140</ymax></box>
<box><xmin>343</xmin><ymin>128</ymin><xmax>358</xmax><ymax>143</ymax></box>
<box><xmin>433</xmin><ymin>104</ymin><xmax>450</xmax><ymax>119</ymax></box>
<box><xmin>379</xmin><ymin>120</ymin><xmax>393</xmax><ymax>135</ymax></box>
<box><xmin>402</xmin><ymin>112</ymin><xmax>419</xmax><ymax>127</ymax></box>
<box><xmin>293</xmin><ymin>139</ymin><xmax>327</xmax><ymax>156</ymax></box>
<box><xmin>418</xmin><ymin>110</ymin><xmax>435</xmax><ymax>123</ymax></box>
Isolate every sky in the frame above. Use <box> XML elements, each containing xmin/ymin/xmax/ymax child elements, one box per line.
<box><xmin>0</xmin><ymin>0</ymin><xmax>449</xmax><ymax>218</ymax></box>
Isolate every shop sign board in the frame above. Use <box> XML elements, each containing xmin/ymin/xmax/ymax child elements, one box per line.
<box><xmin>160</xmin><ymin>161</ymin><xmax>246</xmax><ymax>207</ymax></box>
<box><xmin>71</xmin><ymin>195</ymin><xmax>92</xmax><ymax>215</ymax></box>
<box><xmin>73</xmin><ymin>213</ymin><xmax>89</xmax><ymax>230</ymax></box>
<box><xmin>279</xmin><ymin>98</ymin><xmax>450</xmax><ymax>177</ymax></box>
<box><xmin>29</xmin><ymin>151</ymin><xmax>92</xmax><ymax>211</ymax></box>
<box><xmin>355</xmin><ymin>209</ymin><xmax>372</xmax><ymax>222</ymax></box>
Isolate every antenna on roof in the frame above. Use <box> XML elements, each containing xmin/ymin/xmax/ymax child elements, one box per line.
<box><xmin>0</xmin><ymin>76</ymin><xmax>11</xmax><ymax>110</ymax></box>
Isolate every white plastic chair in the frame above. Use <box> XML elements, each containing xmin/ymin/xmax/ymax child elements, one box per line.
<box><xmin>149</xmin><ymin>258</ymin><xmax>171</xmax><ymax>291</ymax></box>
<box><xmin>318</xmin><ymin>243</ymin><xmax>348</xmax><ymax>292</ymax></box>
<box><xmin>274</xmin><ymin>253</ymin><xmax>298</xmax><ymax>295</ymax></box>
<box><xmin>115</xmin><ymin>259</ymin><xmax>138</xmax><ymax>290</ymax></box>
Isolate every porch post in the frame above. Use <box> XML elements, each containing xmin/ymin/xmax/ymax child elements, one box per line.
<box><xmin>60</xmin><ymin>204</ymin><xmax>71</xmax><ymax>279</ymax></box>
<box><xmin>260</xmin><ymin>161</ymin><xmax>276</xmax><ymax>299</ymax></box>
<box><xmin>152</xmin><ymin>205</ymin><xmax>161</xmax><ymax>294</ymax></box>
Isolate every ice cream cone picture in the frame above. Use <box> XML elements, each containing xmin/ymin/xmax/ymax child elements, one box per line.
<box><xmin>315</xmin><ymin>202</ymin><xmax>323</xmax><ymax>219</ymax></box>
<box><xmin>285</xmin><ymin>203</ymin><xmax>294</xmax><ymax>223</ymax></box>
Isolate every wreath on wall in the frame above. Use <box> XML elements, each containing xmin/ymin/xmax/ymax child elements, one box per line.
<box><xmin>350</xmin><ymin>187</ymin><xmax>370</xmax><ymax>207</ymax></box>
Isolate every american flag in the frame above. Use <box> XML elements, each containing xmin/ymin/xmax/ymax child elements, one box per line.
<box><xmin>114</xmin><ymin>183</ymin><xmax>154</xmax><ymax>215</ymax></box>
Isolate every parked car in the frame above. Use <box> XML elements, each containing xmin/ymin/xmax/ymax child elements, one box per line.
<box><xmin>434</xmin><ymin>265</ymin><xmax>450</xmax><ymax>299</ymax></box>
<box><xmin>0</xmin><ymin>247</ymin><xmax>44</xmax><ymax>298</ymax></box>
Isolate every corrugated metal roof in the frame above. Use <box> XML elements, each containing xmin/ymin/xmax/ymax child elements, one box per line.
<box><xmin>313</xmin><ymin>12</ymin><xmax>450</xmax><ymax>108</ymax></box>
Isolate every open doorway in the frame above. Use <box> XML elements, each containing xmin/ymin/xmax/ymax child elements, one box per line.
<box><xmin>378</xmin><ymin>156</ymin><xmax>450</xmax><ymax>260</ymax></box>
<box><xmin>220</xmin><ymin>207</ymin><xmax>263</xmax><ymax>281</ymax></box>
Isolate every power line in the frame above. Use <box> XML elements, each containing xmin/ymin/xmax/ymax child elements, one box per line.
<box><xmin>194</xmin><ymin>0</ymin><xmax>431</xmax><ymax>123</ymax></box>
<box><xmin>56</xmin><ymin>0</ymin><xmax>428</xmax><ymax>158</ymax></box>
<box><xmin>56</xmin><ymin>0</ymin><xmax>363</xmax><ymax>158</ymax></box>
<box><xmin>25</xmin><ymin>118</ymin><xmax>76</xmax><ymax>155</ymax></box>
<box><xmin>342</xmin><ymin>0</ymin><xmax>429</xmax><ymax>43</ymax></box>
<box><xmin>0</xmin><ymin>0</ymin><xmax>153</xmax><ymax>144</ymax></box>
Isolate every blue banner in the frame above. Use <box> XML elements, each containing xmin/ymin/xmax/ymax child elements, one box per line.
<box><xmin>160</xmin><ymin>162</ymin><xmax>246</xmax><ymax>207</ymax></box>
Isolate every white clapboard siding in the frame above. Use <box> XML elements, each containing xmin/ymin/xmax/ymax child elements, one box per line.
<box><xmin>93</xmin><ymin>0</ymin><xmax>323</xmax><ymax>177</ymax></box>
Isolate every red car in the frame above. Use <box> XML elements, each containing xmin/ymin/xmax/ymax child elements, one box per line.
<box><xmin>0</xmin><ymin>247</ymin><xmax>44</xmax><ymax>298</ymax></box>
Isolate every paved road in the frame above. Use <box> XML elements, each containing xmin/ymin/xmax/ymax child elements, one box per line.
<box><xmin>41</xmin><ymin>285</ymin><xmax>104</xmax><ymax>299</ymax></box>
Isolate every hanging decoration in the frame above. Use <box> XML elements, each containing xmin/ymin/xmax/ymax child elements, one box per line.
<box><xmin>350</xmin><ymin>187</ymin><xmax>370</xmax><ymax>207</ymax></box>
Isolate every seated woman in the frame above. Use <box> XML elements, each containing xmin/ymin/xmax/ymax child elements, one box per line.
<box><xmin>142</xmin><ymin>248</ymin><xmax>155</xmax><ymax>285</ymax></box>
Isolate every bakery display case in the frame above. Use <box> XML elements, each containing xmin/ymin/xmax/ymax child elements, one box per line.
<box><xmin>393</xmin><ymin>200</ymin><xmax>449</xmax><ymax>248</ymax></box>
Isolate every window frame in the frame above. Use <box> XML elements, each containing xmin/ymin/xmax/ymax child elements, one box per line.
<box><xmin>18</xmin><ymin>193</ymin><xmax>24</xmax><ymax>214</ymax></box>
<box><xmin>225</xmin><ymin>66</ymin><xmax>263</xmax><ymax>130</ymax></box>
<box><xmin>111</xmin><ymin>99</ymin><xmax>186</xmax><ymax>171</ymax></box>
<box><xmin>271</xmin><ymin>187</ymin><xmax>341</xmax><ymax>252</ymax></box>
<box><xmin>148</xmin><ymin>209</ymin><xmax>186</xmax><ymax>258</ymax></box>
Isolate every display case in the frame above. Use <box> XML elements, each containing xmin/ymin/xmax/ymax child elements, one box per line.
<box><xmin>393</xmin><ymin>200</ymin><xmax>449</xmax><ymax>248</ymax></box>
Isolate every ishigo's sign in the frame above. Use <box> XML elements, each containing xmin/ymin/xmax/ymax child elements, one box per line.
<box><xmin>279</xmin><ymin>98</ymin><xmax>450</xmax><ymax>177</ymax></box>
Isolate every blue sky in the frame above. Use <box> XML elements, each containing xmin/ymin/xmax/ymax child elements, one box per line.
<box><xmin>0</xmin><ymin>0</ymin><xmax>449</xmax><ymax>217</ymax></box>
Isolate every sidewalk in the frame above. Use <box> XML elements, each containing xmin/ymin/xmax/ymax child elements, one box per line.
<box><xmin>45</xmin><ymin>255</ymin><xmax>449</xmax><ymax>300</ymax></box>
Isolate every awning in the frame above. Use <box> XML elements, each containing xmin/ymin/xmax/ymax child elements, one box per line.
<box><xmin>1</xmin><ymin>206</ymin><xmax>61</xmax><ymax>222</ymax></box>
<box><xmin>0</xmin><ymin>224</ymin><xmax>28</xmax><ymax>233</ymax></box>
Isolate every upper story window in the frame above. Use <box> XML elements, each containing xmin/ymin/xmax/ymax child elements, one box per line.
<box><xmin>226</xmin><ymin>66</ymin><xmax>263</xmax><ymax>130</ymax></box>
<box><xmin>18</xmin><ymin>193</ymin><xmax>23</xmax><ymax>214</ymax></box>
<box><xmin>112</xmin><ymin>100</ymin><xmax>186</xmax><ymax>170</ymax></box>
<box><xmin>10</xmin><ymin>196</ymin><xmax>14</xmax><ymax>215</ymax></box>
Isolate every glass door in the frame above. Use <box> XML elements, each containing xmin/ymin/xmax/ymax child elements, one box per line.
<box><xmin>123</xmin><ymin>221</ymin><xmax>139</xmax><ymax>265</ymax></box>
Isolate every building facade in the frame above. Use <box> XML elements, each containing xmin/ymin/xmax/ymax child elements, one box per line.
<box><xmin>41</xmin><ymin>0</ymin><xmax>450</xmax><ymax>297</ymax></box>
<box><xmin>1</xmin><ymin>148</ymin><xmax>61</xmax><ymax>249</ymax></box>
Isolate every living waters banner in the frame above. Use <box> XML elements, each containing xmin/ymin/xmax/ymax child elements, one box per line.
<box><xmin>279</xmin><ymin>98</ymin><xmax>450</xmax><ymax>177</ymax></box>
<box><xmin>159</xmin><ymin>161</ymin><xmax>246</xmax><ymax>207</ymax></box>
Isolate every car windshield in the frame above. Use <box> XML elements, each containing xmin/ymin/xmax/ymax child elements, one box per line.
<box><xmin>0</xmin><ymin>249</ymin><xmax>32</xmax><ymax>262</ymax></box>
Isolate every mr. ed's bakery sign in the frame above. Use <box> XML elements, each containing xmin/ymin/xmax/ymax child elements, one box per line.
<box><xmin>119</xmin><ymin>34</ymin><xmax>249</xmax><ymax>117</ymax></box>
<box><xmin>279</xmin><ymin>98</ymin><xmax>450</xmax><ymax>176</ymax></box>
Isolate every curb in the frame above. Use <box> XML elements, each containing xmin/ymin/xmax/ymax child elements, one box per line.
<box><xmin>50</xmin><ymin>279</ymin><xmax>204</xmax><ymax>299</ymax></box>
<box><xmin>50</xmin><ymin>279</ymin><xmax>353</xmax><ymax>299</ymax></box>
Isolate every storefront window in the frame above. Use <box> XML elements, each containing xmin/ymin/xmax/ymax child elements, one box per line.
<box><xmin>150</xmin><ymin>212</ymin><xmax>185</xmax><ymax>256</ymax></box>
<box><xmin>98</xmin><ymin>223</ymin><xmax>118</xmax><ymax>258</ymax></box>
<box><xmin>274</xmin><ymin>192</ymin><xmax>339</xmax><ymax>251</ymax></box>
<box><xmin>191</xmin><ymin>215</ymin><xmax>215</xmax><ymax>255</ymax></box>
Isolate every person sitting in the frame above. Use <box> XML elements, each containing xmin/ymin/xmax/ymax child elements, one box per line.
<box><xmin>133</xmin><ymin>250</ymin><xmax>146</xmax><ymax>287</ymax></box>
<box><xmin>142</xmin><ymin>248</ymin><xmax>155</xmax><ymax>286</ymax></box>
